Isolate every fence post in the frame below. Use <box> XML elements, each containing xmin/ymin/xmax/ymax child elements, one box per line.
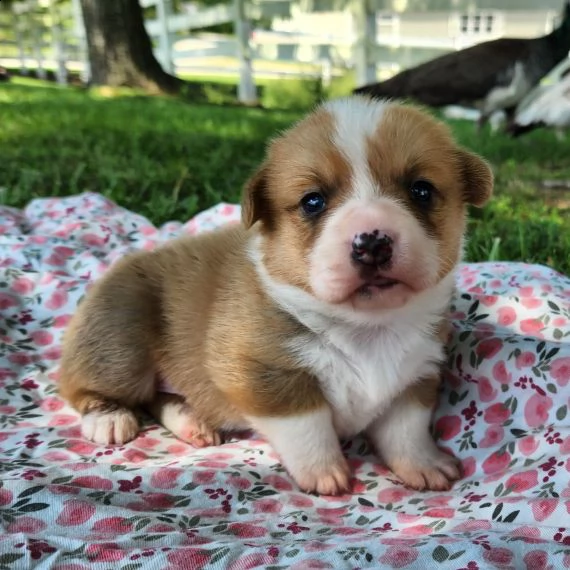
<box><xmin>30</xmin><ymin>1</ymin><xmax>47</xmax><ymax>81</ymax></box>
<box><xmin>156</xmin><ymin>0</ymin><xmax>174</xmax><ymax>74</ymax></box>
<box><xmin>233</xmin><ymin>0</ymin><xmax>258</xmax><ymax>105</ymax></box>
<box><xmin>12</xmin><ymin>4</ymin><xmax>28</xmax><ymax>76</ymax></box>
<box><xmin>352</xmin><ymin>0</ymin><xmax>377</xmax><ymax>87</ymax></box>
<box><xmin>49</xmin><ymin>0</ymin><xmax>67</xmax><ymax>85</ymax></box>
<box><xmin>71</xmin><ymin>0</ymin><xmax>90</xmax><ymax>84</ymax></box>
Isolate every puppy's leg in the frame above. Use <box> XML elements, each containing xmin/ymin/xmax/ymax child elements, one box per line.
<box><xmin>367</xmin><ymin>375</ymin><xmax>461</xmax><ymax>491</ymax></box>
<box><xmin>59</xmin><ymin>254</ymin><xmax>160</xmax><ymax>446</ymax></box>
<box><xmin>248</xmin><ymin>406</ymin><xmax>350</xmax><ymax>496</ymax></box>
<box><xmin>146</xmin><ymin>393</ymin><xmax>223</xmax><ymax>447</ymax></box>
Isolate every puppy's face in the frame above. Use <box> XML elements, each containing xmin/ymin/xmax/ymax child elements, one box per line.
<box><xmin>243</xmin><ymin>97</ymin><xmax>493</xmax><ymax>313</ymax></box>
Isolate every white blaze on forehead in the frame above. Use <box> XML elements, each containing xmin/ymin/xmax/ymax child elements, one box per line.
<box><xmin>323</xmin><ymin>97</ymin><xmax>390</xmax><ymax>201</ymax></box>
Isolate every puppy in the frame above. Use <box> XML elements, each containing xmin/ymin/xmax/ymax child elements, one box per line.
<box><xmin>59</xmin><ymin>96</ymin><xmax>493</xmax><ymax>495</ymax></box>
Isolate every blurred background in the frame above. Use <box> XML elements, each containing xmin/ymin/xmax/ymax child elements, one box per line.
<box><xmin>1</xmin><ymin>0</ymin><xmax>569</xmax><ymax>273</ymax></box>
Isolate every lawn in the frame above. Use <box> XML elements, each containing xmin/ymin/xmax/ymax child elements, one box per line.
<box><xmin>1</xmin><ymin>77</ymin><xmax>569</xmax><ymax>274</ymax></box>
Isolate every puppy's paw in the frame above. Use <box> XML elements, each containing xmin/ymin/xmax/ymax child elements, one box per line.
<box><xmin>389</xmin><ymin>449</ymin><xmax>461</xmax><ymax>491</ymax></box>
<box><xmin>82</xmin><ymin>408</ymin><xmax>139</xmax><ymax>446</ymax></box>
<box><xmin>296</xmin><ymin>459</ymin><xmax>352</xmax><ymax>496</ymax></box>
<box><xmin>153</xmin><ymin>395</ymin><xmax>223</xmax><ymax>448</ymax></box>
<box><xmin>177</xmin><ymin>418</ymin><xmax>223</xmax><ymax>448</ymax></box>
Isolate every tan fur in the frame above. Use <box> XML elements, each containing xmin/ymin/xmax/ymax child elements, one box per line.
<box><xmin>59</xmin><ymin>97</ymin><xmax>493</xmax><ymax>494</ymax></box>
<box><xmin>59</xmin><ymin>225</ymin><xmax>327</xmax><ymax>437</ymax></box>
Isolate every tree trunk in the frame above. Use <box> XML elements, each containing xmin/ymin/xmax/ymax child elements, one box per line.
<box><xmin>79</xmin><ymin>0</ymin><xmax>183</xmax><ymax>94</ymax></box>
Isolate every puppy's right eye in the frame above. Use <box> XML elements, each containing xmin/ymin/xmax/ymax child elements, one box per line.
<box><xmin>300</xmin><ymin>192</ymin><xmax>326</xmax><ymax>217</ymax></box>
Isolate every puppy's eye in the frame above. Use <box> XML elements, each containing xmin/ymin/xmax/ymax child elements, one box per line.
<box><xmin>410</xmin><ymin>180</ymin><xmax>435</xmax><ymax>205</ymax></box>
<box><xmin>300</xmin><ymin>192</ymin><xmax>326</xmax><ymax>217</ymax></box>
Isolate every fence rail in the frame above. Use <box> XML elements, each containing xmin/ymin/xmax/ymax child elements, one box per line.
<box><xmin>0</xmin><ymin>0</ymin><xmax>560</xmax><ymax>103</ymax></box>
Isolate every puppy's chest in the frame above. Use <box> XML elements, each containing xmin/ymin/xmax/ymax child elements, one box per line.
<box><xmin>291</xmin><ymin>325</ymin><xmax>442</xmax><ymax>436</ymax></box>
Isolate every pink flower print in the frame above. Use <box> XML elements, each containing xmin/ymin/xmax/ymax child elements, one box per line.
<box><xmin>86</xmin><ymin>543</ymin><xmax>125</xmax><ymax>562</ymax></box>
<box><xmin>0</xmin><ymin>292</ymin><xmax>18</xmax><ymax>310</ymax></box>
<box><xmin>518</xmin><ymin>436</ymin><xmax>539</xmax><ymax>456</ymax></box>
<box><xmin>477</xmin><ymin>377</ymin><xmax>497</xmax><ymax>402</ymax></box>
<box><xmin>31</xmin><ymin>330</ymin><xmax>54</xmax><ymax>346</ymax></box>
<box><xmin>48</xmin><ymin>414</ymin><xmax>77</xmax><ymax>427</ymax></box>
<box><xmin>423</xmin><ymin>507</ymin><xmax>454</xmax><ymax>518</ymax></box>
<box><xmin>550</xmin><ymin>357</ymin><xmax>570</xmax><ymax>387</ymax></box>
<box><xmin>56</xmin><ymin>499</ymin><xmax>96</xmax><ymax>526</ymax></box>
<box><xmin>167</xmin><ymin>549</ymin><xmax>210</xmax><ymax>569</ymax></box>
<box><xmin>6</xmin><ymin>516</ymin><xmax>47</xmax><ymax>533</ymax></box>
<box><xmin>253</xmin><ymin>498</ymin><xmax>283</xmax><ymax>514</ymax></box>
<box><xmin>121</xmin><ymin>449</ymin><xmax>147</xmax><ymax>463</ymax></box>
<box><xmin>0</xmin><ymin>488</ymin><xmax>13</xmax><ymax>506</ymax></box>
<box><xmin>476</xmin><ymin>338</ymin><xmax>503</xmax><ymax>360</ymax></box>
<box><xmin>228</xmin><ymin>554</ymin><xmax>278</xmax><ymax>570</ymax></box>
<box><xmin>40</xmin><ymin>397</ymin><xmax>64</xmax><ymax>412</ymax></box>
<box><xmin>531</xmin><ymin>498</ymin><xmax>557</xmax><ymax>522</ymax></box>
<box><xmin>480</xmin><ymin>295</ymin><xmax>498</xmax><ymax>306</ymax></box>
<box><xmin>71</xmin><ymin>476</ymin><xmax>113</xmax><ymax>490</ymax></box>
<box><xmin>377</xmin><ymin>487</ymin><xmax>414</xmax><ymax>503</ymax></box>
<box><xmin>516</xmin><ymin>351</ymin><xmax>536</xmax><ymax>369</ymax></box>
<box><xmin>46</xmin><ymin>289</ymin><xmax>68</xmax><ymax>310</ymax></box>
<box><xmin>289</xmin><ymin>494</ymin><xmax>315</xmax><ymax>508</ymax></box>
<box><xmin>480</xmin><ymin>425</ymin><xmax>504</xmax><ymax>447</ymax></box>
<box><xmin>21</xmin><ymin>378</ymin><xmax>39</xmax><ymax>390</ymax></box>
<box><xmin>497</xmin><ymin>307</ymin><xmax>516</xmax><ymax>326</ymax></box>
<box><xmin>11</xmin><ymin>277</ymin><xmax>35</xmax><ymax>295</ymax></box>
<box><xmin>92</xmin><ymin>517</ymin><xmax>134</xmax><ymax>534</ymax></box>
<box><xmin>484</xmin><ymin>402</ymin><xmax>510</xmax><ymax>424</ymax></box>
<box><xmin>228</xmin><ymin>523</ymin><xmax>267</xmax><ymax>538</ymax></box>
<box><xmin>461</xmin><ymin>456</ymin><xmax>476</xmax><ymax>478</ymax></box>
<box><xmin>262</xmin><ymin>474</ymin><xmax>293</xmax><ymax>491</ymax></box>
<box><xmin>520</xmin><ymin>297</ymin><xmax>542</xmax><ymax>309</ymax></box>
<box><xmin>142</xmin><ymin>493</ymin><xmax>173</xmax><ymax>509</ymax></box>
<box><xmin>520</xmin><ymin>319</ymin><xmax>544</xmax><ymax>335</ymax></box>
<box><xmin>379</xmin><ymin>546</ymin><xmax>419</xmax><ymax>568</ymax></box>
<box><xmin>434</xmin><ymin>415</ymin><xmax>461</xmax><ymax>440</ymax></box>
<box><xmin>553</xmin><ymin>317</ymin><xmax>567</xmax><ymax>327</ymax></box>
<box><xmin>53</xmin><ymin>314</ymin><xmax>72</xmax><ymax>328</ymax></box>
<box><xmin>492</xmin><ymin>360</ymin><xmax>511</xmax><ymax>384</ymax></box>
<box><xmin>482</xmin><ymin>450</ymin><xmax>511</xmax><ymax>475</ymax></box>
<box><xmin>0</xmin><ymin>405</ymin><xmax>16</xmax><ymax>414</ymax></box>
<box><xmin>523</xmin><ymin>550</ymin><xmax>550</xmax><ymax>570</ymax></box>
<box><xmin>505</xmin><ymin>470</ymin><xmax>538</xmax><ymax>493</ymax></box>
<box><xmin>524</xmin><ymin>394</ymin><xmax>553</xmax><ymax>428</ymax></box>
<box><xmin>483</xmin><ymin>547</ymin><xmax>513</xmax><ymax>567</ymax></box>
<box><xmin>81</xmin><ymin>233</ymin><xmax>106</xmax><ymax>247</ymax></box>
<box><xmin>192</xmin><ymin>470</ymin><xmax>216</xmax><ymax>485</ymax></box>
<box><xmin>150</xmin><ymin>467</ymin><xmax>184</xmax><ymax>489</ymax></box>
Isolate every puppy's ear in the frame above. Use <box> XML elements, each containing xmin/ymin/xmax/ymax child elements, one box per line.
<box><xmin>241</xmin><ymin>165</ymin><xmax>271</xmax><ymax>229</ymax></box>
<box><xmin>457</xmin><ymin>149</ymin><xmax>494</xmax><ymax>207</ymax></box>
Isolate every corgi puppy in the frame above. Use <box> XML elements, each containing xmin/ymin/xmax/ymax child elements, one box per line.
<box><xmin>59</xmin><ymin>96</ymin><xmax>493</xmax><ymax>495</ymax></box>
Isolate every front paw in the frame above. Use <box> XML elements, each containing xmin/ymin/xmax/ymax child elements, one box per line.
<box><xmin>388</xmin><ymin>448</ymin><xmax>461</xmax><ymax>491</ymax></box>
<box><xmin>294</xmin><ymin>458</ymin><xmax>352</xmax><ymax>496</ymax></box>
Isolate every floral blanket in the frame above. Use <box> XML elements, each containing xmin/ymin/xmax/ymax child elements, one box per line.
<box><xmin>0</xmin><ymin>192</ymin><xmax>568</xmax><ymax>569</ymax></box>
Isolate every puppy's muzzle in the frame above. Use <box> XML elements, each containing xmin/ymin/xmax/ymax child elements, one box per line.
<box><xmin>351</xmin><ymin>230</ymin><xmax>393</xmax><ymax>268</ymax></box>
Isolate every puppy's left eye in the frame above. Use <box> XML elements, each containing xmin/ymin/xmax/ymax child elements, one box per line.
<box><xmin>410</xmin><ymin>180</ymin><xmax>435</xmax><ymax>205</ymax></box>
<box><xmin>300</xmin><ymin>192</ymin><xmax>327</xmax><ymax>217</ymax></box>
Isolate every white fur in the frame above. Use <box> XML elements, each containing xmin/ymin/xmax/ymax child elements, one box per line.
<box><xmin>249</xmin><ymin>235</ymin><xmax>455</xmax><ymax>437</ymax></box>
<box><xmin>308</xmin><ymin>195</ymin><xmax>441</xmax><ymax>308</ymax></box>
<box><xmin>324</xmin><ymin>97</ymin><xmax>389</xmax><ymax>201</ymax></box>
<box><xmin>247</xmin><ymin>407</ymin><xmax>348</xmax><ymax>494</ymax></box>
<box><xmin>82</xmin><ymin>408</ymin><xmax>139</xmax><ymax>446</ymax></box>
<box><xmin>367</xmin><ymin>397</ymin><xmax>460</xmax><ymax>489</ymax></box>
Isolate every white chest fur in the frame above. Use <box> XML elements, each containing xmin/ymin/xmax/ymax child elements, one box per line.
<box><xmin>289</xmin><ymin>316</ymin><xmax>444</xmax><ymax>437</ymax></box>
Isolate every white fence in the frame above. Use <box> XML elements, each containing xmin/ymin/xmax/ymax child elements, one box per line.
<box><xmin>0</xmin><ymin>0</ymin><xmax>561</xmax><ymax>104</ymax></box>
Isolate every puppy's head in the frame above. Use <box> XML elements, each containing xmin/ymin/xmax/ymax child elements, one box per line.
<box><xmin>243</xmin><ymin>96</ymin><xmax>492</xmax><ymax>313</ymax></box>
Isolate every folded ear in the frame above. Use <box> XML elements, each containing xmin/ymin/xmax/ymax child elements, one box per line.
<box><xmin>241</xmin><ymin>165</ymin><xmax>271</xmax><ymax>229</ymax></box>
<box><xmin>457</xmin><ymin>149</ymin><xmax>494</xmax><ymax>207</ymax></box>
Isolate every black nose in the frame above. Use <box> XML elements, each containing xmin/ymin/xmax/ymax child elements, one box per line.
<box><xmin>351</xmin><ymin>230</ymin><xmax>393</xmax><ymax>267</ymax></box>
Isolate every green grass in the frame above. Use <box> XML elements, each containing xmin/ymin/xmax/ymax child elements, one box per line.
<box><xmin>1</xmin><ymin>76</ymin><xmax>569</xmax><ymax>274</ymax></box>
